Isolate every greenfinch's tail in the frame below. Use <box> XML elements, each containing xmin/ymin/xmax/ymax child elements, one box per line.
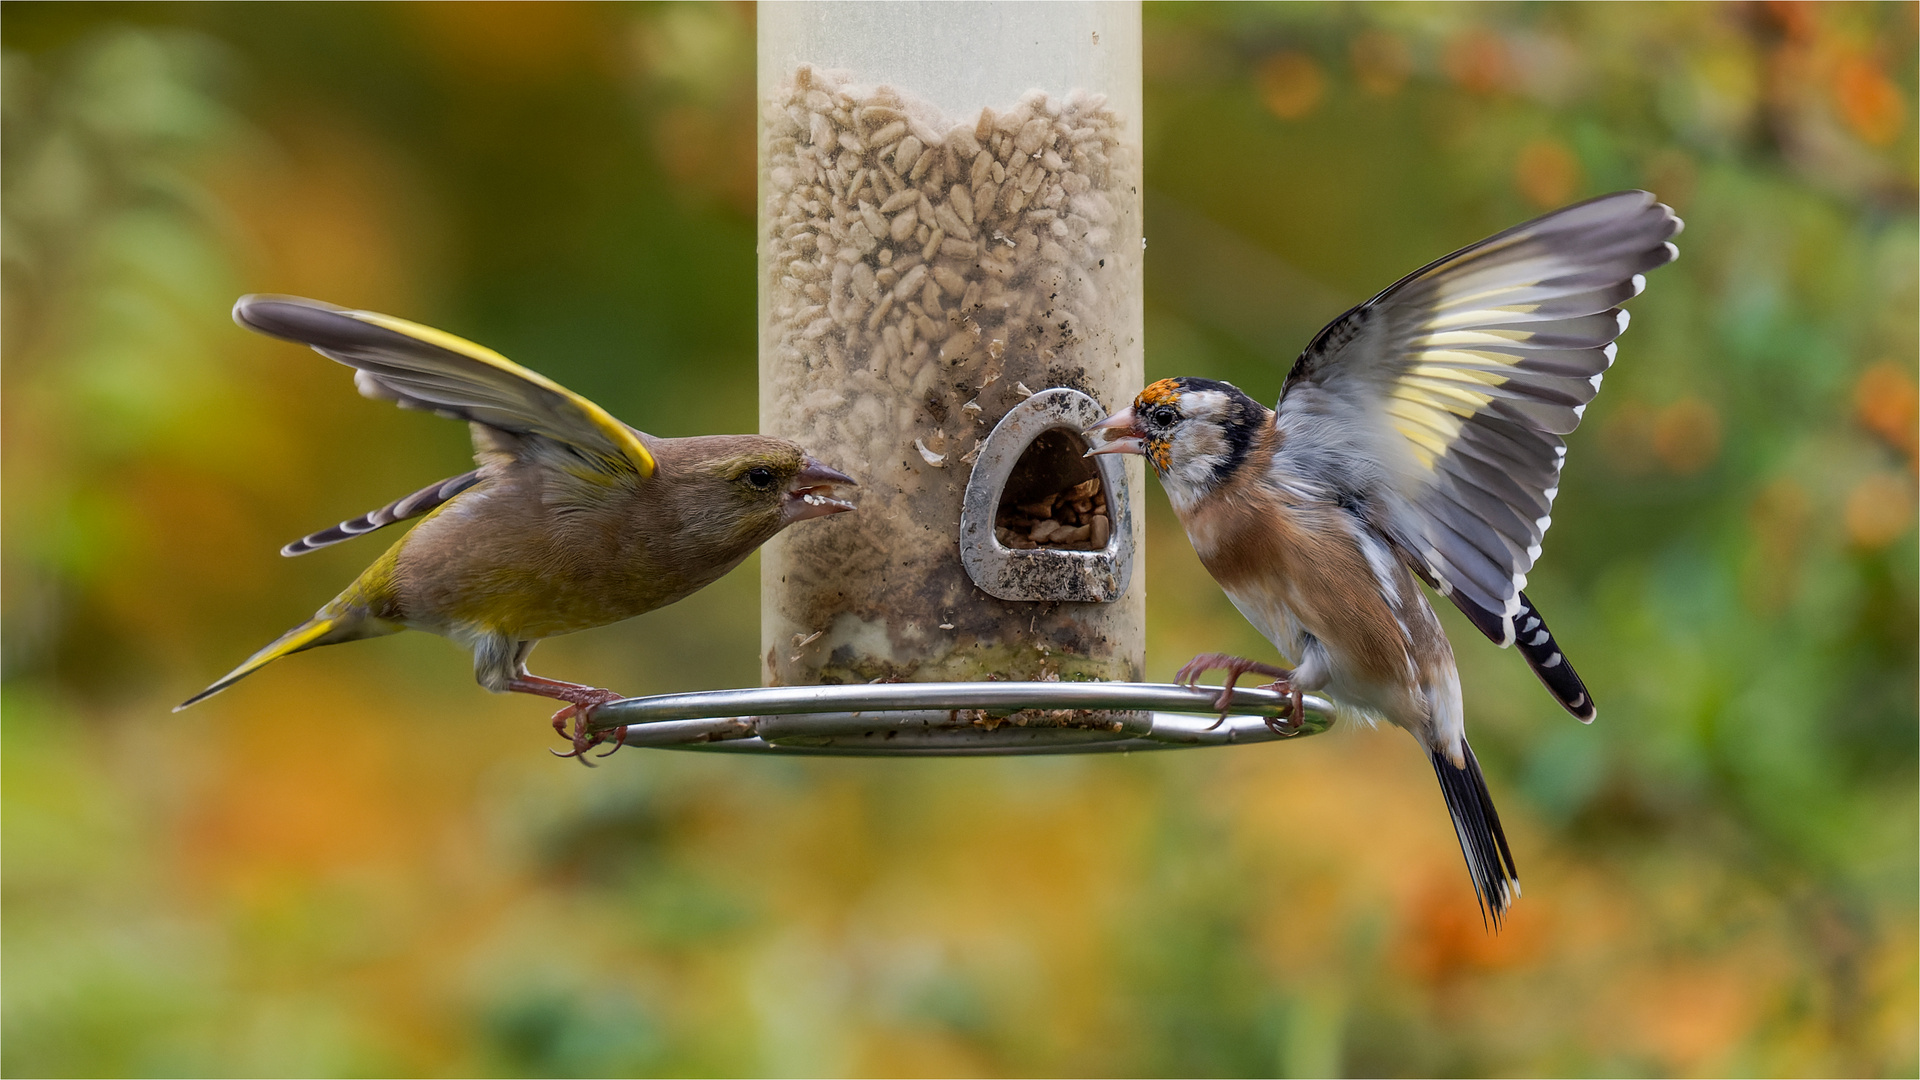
<box><xmin>179</xmin><ymin>529</ymin><xmax>407</xmax><ymax>711</ymax></box>
<box><xmin>175</xmin><ymin>612</ymin><xmax>368</xmax><ymax>711</ymax></box>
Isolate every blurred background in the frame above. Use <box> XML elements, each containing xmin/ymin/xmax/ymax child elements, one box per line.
<box><xmin>3</xmin><ymin>2</ymin><xmax>1914</xmax><ymax>1075</ymax></box>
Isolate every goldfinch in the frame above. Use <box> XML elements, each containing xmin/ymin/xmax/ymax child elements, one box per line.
<box><xmin>178</xmin><ymin>295</ymin><xmax>857</xmax><ymax>759</ymax></box>
<box><xmin>1089</xmin><ymin>191</ymin><xmax>1681</xmax><ymax>925</ymax></box>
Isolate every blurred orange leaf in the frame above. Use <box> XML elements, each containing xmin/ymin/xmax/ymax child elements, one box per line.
<box><xmin>1624</xmin><ymin>963</ymin><xmax>1767</xmax><ymax>1072</ymax></box>
<box><xmin>407</xmin><ymin>1</ymin><xmax>602</xmax><ymax>84</ymax></box>
<box><xmin>1854</xmin><ymin>360</ymin><xmax>1919</xmax><ymax>469</ymax></box>
<box><xmin>653</xmin><ymin>101</ymin><xmax>756</xmax><ymax>213</ymax></box>
<box><xmin>1516</xmin><ymin>138</ymin><xmax>1581</xmax><ymax>208</ymax></box>
<box><xmin>1764</xmin><ymin>1</ymin><xmax>1822</xmax><ymax>42</ymax></box>
<box><xmin>1258</xmin><ymin>51</ymin><xmax>1326</xmax><ymax>121</ymax></box>
<box><xmin>1652</xmin><ymin>396</ymin><xmax>1723</xmax><ymax>475</ymax></box>
<box><xmin>1399</xmin><ymin>869</ymin><xmax>1544</xmax><ymax>985</ymax></box>
<box><xmin>1833</xmin><ymin>51</ymin><xmax>1907</xmax><ymax>146</ymax></box>
<box><xmin>1444</xmin><ymin>28</ymin><xmax>1508</xmax><ymax>95</ymax></box>
<box><xmin>1844</xmin><ymin>471</ymin><xmax>1916</xmax><ymax>548</ymax></box>
<box><xmin>1644</xmin><ymin>148</ymin><xmax>1698</xmax><ymax>210</ymax></box>
<box><xmin>1601</xmin><ymin>397</ymin><xmax>1660</xmax><ymax>476</ymax></box>
<box><xmin>1350</xmin><ymin>30</ymin><xmax>1412</xmax><ymax>97</ymax></box>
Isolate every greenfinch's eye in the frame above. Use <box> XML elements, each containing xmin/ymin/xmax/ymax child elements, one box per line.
<box><xmin>1148</xmin><ymin>405</ymin><xmax>1178</xmax><ymax>427</ymax></box>
<box><xmin>742</xmin><ymin>466</ymin><xmax>777</xmax><ymax>490</ymax></box>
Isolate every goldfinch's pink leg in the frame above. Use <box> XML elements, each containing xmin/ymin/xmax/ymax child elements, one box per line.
<box><xmin>1174</xmin><ymin>652</ymin><xmax>1292</xmax><ymax>726</ymax></box>
<box><xmin>1255</xmin><ymin>678</ymin><xmax>1307</xmax><ymax>736</ymax></box>
<box><xmin>507</xmin><ymin>676</ymin><xmax>629</xmax><ymax>764</ymax></box>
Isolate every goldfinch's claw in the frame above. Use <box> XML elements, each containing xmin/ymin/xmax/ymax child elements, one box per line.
<box><xmin>1210</xmin><ymin>688</ymin><xmax>1237</xmax><ymax>723</ymax></box>
<box><xmin>1176</xmin><ymin>652</ymin><xmax>1292</xmax><ymax>728</ymax></box>
<box><xmin>1255</xmin><ymin>680</ymin><xmax>1306</xmax><ymax>736</ymax></box>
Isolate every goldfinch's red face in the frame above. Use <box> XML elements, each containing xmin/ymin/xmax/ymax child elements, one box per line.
<box><xmin>1087</xmin><ymin>378</ymin><xmax>1266</xmax><ymax>495</ymax></box>
<box><xmin>1130</xmin><ymin>379</ymin><xmax>1186</xmax><ymax>474</ymax></box>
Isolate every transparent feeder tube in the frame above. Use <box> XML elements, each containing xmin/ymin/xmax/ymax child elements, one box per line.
<box><xmin>758</xmin><ymin>2</ymin><xmax>1145</xmax><ymax>695</ymax></box>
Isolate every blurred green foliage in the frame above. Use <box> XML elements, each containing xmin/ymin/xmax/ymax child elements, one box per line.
<box><xmin>3</xmin><ymin>3</ymin><xmax>1915</xmax><ymax>1077</ymax></box>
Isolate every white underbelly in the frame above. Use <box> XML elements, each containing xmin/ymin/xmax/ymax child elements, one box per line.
<box><xmin>1220</xmin><ymin>579</ymin><xmax>1441</xmax><ymax>738</ymax></box>
<box><xmin>1220</xmin><ymin>584</ymin><xmax>1307</xmax><ymax>663</ymax></box>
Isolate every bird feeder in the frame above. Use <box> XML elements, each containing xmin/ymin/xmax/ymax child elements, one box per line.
<box><xmin>591</xmin><ymin>0</ymin><xmax>1327</xmax><ymax>753</ymax></box>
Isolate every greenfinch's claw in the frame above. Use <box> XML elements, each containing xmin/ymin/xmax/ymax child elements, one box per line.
<box><xmin>525</xmin><ymin>682</ymin><xmax>627</xmax><ymax>763</ymax></box>
<box><xmin>549</xmin><ymin>703</ymin><xmax>608</xmax><ymax>765</ymax></box>
<box><xmin>593</xmin><ymin>726</ymin><xmax>629</xmax><ymax>758</ymax></box>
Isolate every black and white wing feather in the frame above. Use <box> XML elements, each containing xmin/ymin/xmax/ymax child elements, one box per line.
<box><xmin>280</xmin><ymin>469</ymin><xmax>481</xmax><ymax>556</ymax></box>
<box><xmin>1273</xmin><ymin>191</ymin><xmax>1680</xmax><ymax>651</ymax></box>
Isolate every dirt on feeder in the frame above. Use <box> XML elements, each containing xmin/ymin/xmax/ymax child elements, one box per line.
<box><xmin>759</xmin><ymin>65</ymin><xmax>1143</xmax><ymax>690</ymax></box>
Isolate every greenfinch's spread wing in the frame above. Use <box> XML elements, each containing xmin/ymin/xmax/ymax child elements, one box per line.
<box><xmin>1272</xmin><ymin>191</ymin><xmax>1680</xmax><ymax>646</ymax></box>
<box><xmin>233</xmin><ymin>295</ymin><xmax>656</xmax><ymax>482</ymax></box>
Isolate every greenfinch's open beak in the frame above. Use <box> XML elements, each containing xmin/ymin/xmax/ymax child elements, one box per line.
<box><xmin>784</xmin><ymin>457</ymin><xmax>858</xmax><ymax>522</ymax></box>
<box><xmin>1083</xmin><ymin>407</ymin><xmax>1145</xmax><ymax>457</ymax></box>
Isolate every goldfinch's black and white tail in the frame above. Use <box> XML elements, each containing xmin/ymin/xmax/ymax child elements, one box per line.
<box><xmin>1450</xmin><ymin>588</ymin><xmax>1596</xmax><ymax>724</ymax></box>
<box><xmin>1510</xmin><ymin>591</ymin><xmax>1594</xmax><ymax>722</ymax></box>
<box><xmin>1431</xmin><ymin>740</ymin><xmax>1520</xmax><ymax>929</ymax></box>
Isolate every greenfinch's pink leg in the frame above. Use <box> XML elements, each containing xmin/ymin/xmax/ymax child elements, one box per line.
<box><xmin>507</xmin><ymin>676</ymin><xmax>627</xmax><ymax>765</ymax></box>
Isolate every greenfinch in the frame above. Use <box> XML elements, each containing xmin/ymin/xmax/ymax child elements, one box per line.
<box><xmin>178</xmin><ymin>295</ymin><xmax>858</xmax><ymax>759</ymax></box>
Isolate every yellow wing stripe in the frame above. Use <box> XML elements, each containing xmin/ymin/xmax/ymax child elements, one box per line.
<box><xmin>1412</xmin><ymin>329</ymin><xmax>1540</xmax><ymax>347</ymax></box>
<box><xmin>1386</xmin><ymin>397</ymin><xmax>1465</xmax><ymax>469</ymax></box>
<box><xmin>1421</xmin><ymin>304</ymin><xmax>1544</xmax><ymax>330</ymax></box>
<box><xmin>1407</xmin><ymin>361</ymin><xmax>1511</xmax><ymax>388</ymax></box>
<box><xmin>1410</xmin><ymin>348</ymin><xmax>1535</xmax><ymax>373</ymax></box>
<box><xmin>1388</xmin><ymin>355</ymin><xmax>1506</xmax><ymax>469</ymax></box>
<box><xmin>1429</xmin><ymin>258</ymin><xmax>1560</xmax><ymax>303</ymax></box>
<box><xmin>1398</xmin><ymin>378</ymin><xmax>1495</xmax><ymax>416</ymax></box>
<box><xmin>350</xmin><ymin>311</ymin><xmax>657</xmax><ymax>479</ymax></box>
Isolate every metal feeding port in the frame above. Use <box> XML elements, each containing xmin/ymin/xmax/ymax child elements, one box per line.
<box><xmin>960</xmin><ymin>388</ymin><xmax>1133</xmax><ymax>603</ymax></box>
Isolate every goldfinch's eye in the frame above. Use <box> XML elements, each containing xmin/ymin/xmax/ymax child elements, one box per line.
<box><xmin>742</xmin><ymin>466</ymin><xmax>777</xmax><ymax>490</ymax></box>
<box><xmin>1148</xmin><ymin>406</ymin><xmax>1178</xmax><ymax>427</ymax></box>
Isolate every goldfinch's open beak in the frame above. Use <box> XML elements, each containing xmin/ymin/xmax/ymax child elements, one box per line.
<box><xmin>784</xmin><ymin>457</ymin><xmax>858</xmax><ymax>522</ymax></box>
<box><xmin>1083</xmin><ymin>407</ymin><xmax>1145</xmax><ymax>457</ymax></box>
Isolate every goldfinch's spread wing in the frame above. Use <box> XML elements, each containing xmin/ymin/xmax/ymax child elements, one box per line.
<box><xmin>1273</xmin><ymin>191</ymin><xmax>1681</xmax><ymax>644</ymax></box>
<box><xmin>233</xmin><ymin>294</ymin><xmax>656</xmax><ymax>481</ymax></box>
